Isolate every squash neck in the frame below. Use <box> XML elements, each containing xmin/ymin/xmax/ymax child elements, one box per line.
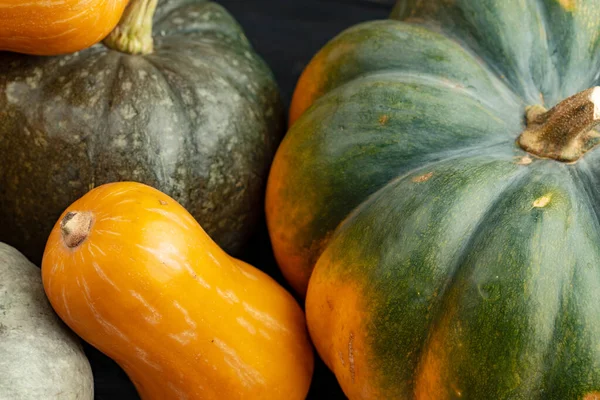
<box><xmin>517</xmin><ymin>87</ymin><xmax>600</xmax><ymax>163</ymax></box>
<box><xmin>103</xmin><ymin>0</ymin><xmax>158</xmax><ymax>55</ymax></box>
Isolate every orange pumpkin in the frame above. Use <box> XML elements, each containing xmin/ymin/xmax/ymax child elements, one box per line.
<box><xmin>0</xmin><ymin>0</ymin><xmax>129</xmax><ymax>55</ymax></box>
<box><xmin>41</xmin><ymin>182</ymin><xmax>314</xmax><ymax>399</ymax></box>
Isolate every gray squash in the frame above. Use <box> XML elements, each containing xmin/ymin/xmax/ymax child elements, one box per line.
<box><xmin>0</xmin><ymin>0</ymin><xmax>284</xmax><ymax>264</ymax></box>
<box><xmin>0</xmin><ymin>243</ymin><xmax>93</xmax><ymax>399</ymax></box>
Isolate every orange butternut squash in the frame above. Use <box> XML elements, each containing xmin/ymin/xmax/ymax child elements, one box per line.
<box><xmin>41</xmin><ymin>182</ymin><xmax>314</xmax><ymax>399</ymax></box>
<box><xmin>0</xmin><ymin>0</ymin><xmax>129</xmax><ymax>55</ymax></box>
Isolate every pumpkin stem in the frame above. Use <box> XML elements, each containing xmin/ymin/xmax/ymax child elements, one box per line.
<box><xmin>103</xmin><ymin>0</ymin><xmax>158</xmax><ymax>55</ymax></box>
<box><xmin>517</xmin><ymin>87</ymin><xmax>600</xmax><ymax>162</ymax></box>
<box><xmin>61</xmin><ymin>212</ymin><xmax>93</xmax><ymax>249</ymax></box>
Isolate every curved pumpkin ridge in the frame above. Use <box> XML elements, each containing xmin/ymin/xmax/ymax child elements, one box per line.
<box><xmin>276</xmin><ymin>0</ymin><xmax>600</xmax><ymax>397</ymax></box>
<box><xmin>151</xmin><ymin>1</ymin><xmax>282</xmax><ymax>120</ymax></box>
<box><xmin>391</xmin><ymin>0</ymin><xmax>556</xmax><ymax>105</ymax></box>
<box><xmin>307</xmin><ymin>152</ymin><xmax>600</xmax><ymax>398</ymax></box>
<box><xmin>272</xmin><ymin>18</ymin><xmax>530</xmax><ymax>296</ymax></box>
<box><xmin>154</xmin><ymin>1</ymin><xmax>245</xmax><ymax>43</ymax></box>
<box><xmin>392</xmin><ymin>0</ymin><xmax>600</xmax><ymax>106</ymax></box>
<box><xmin>269</xmin><ymin>70</ymin><xmax>521</xmax><ymax>295</ymax></box>
<box><xmin>277</xmin><ymin>0</ymin><xmax>600</xmax><ymax>299</ymax></box>
<box><xmin>413</xmin><ymin>164</ymin><xmax>600</xmax><ymax>398</ymax></box>
<box><xmin>289</xmin><ymin>20</ymin><xmax>520</xmax><ymax>126</ymax></box>
<box><xmin>306</xmin><ymin>152</ymin><xmax>527</xmax><ymax>398</ymax></box>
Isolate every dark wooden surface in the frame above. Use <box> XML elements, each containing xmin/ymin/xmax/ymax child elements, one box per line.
<box><xmin>91</xmin><ymin>1</ymin><xmax>394</xmax><ymax>399</ymax></box>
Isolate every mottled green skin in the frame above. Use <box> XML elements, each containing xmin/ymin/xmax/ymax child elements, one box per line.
<box><xmin>270</xmin><ymin>0</ymin><xmax>600</xmax><ymax>398</ymax></box>
<box><xmin>0</xmin><ymin>0</ymin><xmax>284</xmax><ymax>264</ymax></box>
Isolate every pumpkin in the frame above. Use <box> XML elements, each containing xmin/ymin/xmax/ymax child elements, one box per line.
<box><xmin>41</xmin><ymin>182</ymin><xmax>314</xmax><ymax>400</ymax></box>
<box><xmin>0</xmin><ymin>0</ymin><xmax>284</xmax><ymax>264</ymax></box>
<box><xmin>0</xmin><ymin>243</ymin><xmax>93</xmax><ymax>399</ymax></box>
<box><xmin>266</xmin><ymin>0</ymin><xmax>600</xmax><ymax>398</ymax></box>
<box><xmin>0</xmin><ymin>0</ymin><xmax>129</xmax><ymax>55</ymax></box>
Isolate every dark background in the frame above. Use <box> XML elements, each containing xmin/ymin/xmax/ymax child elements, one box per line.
<box><xmin>91</xmin><ymin>1</ymin><xmax>394</xmax><ymax>399</ymax></box>
<box><xmin>224</xmin><ymin>0</ymin><xmax>395</xmax><ymax>110</ymax></box>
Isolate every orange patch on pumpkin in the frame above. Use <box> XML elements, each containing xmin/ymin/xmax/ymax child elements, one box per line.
<box><xmin>306</xmin><ymin>260</ymin><xmax>380</xmax><ymax>399</ymax></box>
<box><xmin>415</xmin><ymin>333</ymin><xmax>449</xmax><ymax>400</ymax></box>
<box><xmin>412</xmin><ymin>172</ymin><xmax>434</xmax><ymax>183</ymax></box>
<box><xmin>289</xmin><ymin>57</ymin><xmax>325</xmax><ymax>125</ymax></box>
<box><xmin>557</xmin><ymin>0</ymin><xmax>576</xmax><ymax>11</ymax></box>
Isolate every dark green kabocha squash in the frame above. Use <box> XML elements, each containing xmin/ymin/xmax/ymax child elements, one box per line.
<box><xmin>267</xmin><ymin>0</ymin><xmax>600</xmax><ymax>398</ymax></box>
<box><xmin>0</xmin><ymin>0</ymin><xmax>284</xmax><ymax>263</ymax></box>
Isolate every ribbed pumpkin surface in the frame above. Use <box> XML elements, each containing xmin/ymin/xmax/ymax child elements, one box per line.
<box><xmin>267</xmin><ymin>1</ymin><xmax>600</xmax><ymax>398</ymax></box>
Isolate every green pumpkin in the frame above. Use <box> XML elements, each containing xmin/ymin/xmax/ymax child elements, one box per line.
<box><xmin>266</xmin><ymin>0</ymin><xmax>600</xmax><ymax>398</ymax></box>
<box><xmin>0</xmin><ymin>0</ymin><xmax>283</xmax><ymax>264</ymax></box>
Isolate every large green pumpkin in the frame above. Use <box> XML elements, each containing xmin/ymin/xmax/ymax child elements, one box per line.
<box><xmin>266</xmin><ymin>0</ymin><xmax>600</xmax><ymax>398</ymax></box>
<box><xmin>0</xmin><ymin>0</ymin><xmax>283</xmax><ymax>264</ymax></box>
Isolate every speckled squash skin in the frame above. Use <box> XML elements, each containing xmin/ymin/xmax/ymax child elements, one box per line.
<box><xmin>266</xmin><ymin>0</ymin><xmax>600</xmax><ymax>398</ymax></box>
<box><xmin>0</xmin><ymin>0</ymin><xmax>284</xmax><ymax>264</ymax></box>
<box><xmin>0</xmin><ymin>242</ymin><xmax>93</xmax><ymax>399</ymax></box>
